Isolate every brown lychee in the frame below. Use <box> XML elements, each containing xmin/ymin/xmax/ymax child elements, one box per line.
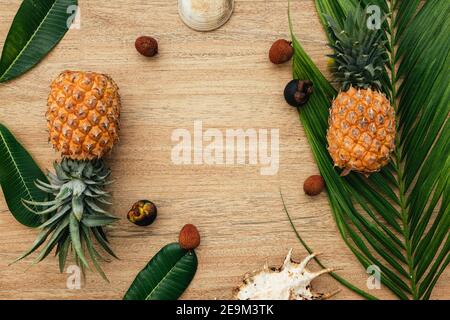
<box><xmin>269</xmin><ymin>39</ymin><xmax>293</xmax><ymax>64</ymax></box>
<box><xmin>303</xmin><ymin>175</ymin><xmax>325</xmax><ymax>196</ymax></box>
<box><xmin>179</xmin><ymin>224</ymin><xmax>201</xmax><ymax>250</ymax></box>
<box><xmin>135</xmin><ymin>36</ymin><xmax>158</xmax><ymax>57</ymax></box>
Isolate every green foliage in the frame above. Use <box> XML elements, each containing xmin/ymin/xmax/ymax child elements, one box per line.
<box><xmin>14</xmin><ymin>159</ymin><xmax>119</xmax><ymax>281</ymax></box>
<box><xmin>124</xmin><ymin>243</ymin><xmax>198</xmax><ymax>300</ymax></box>
<box><xmin>0</xmin><ymin>0</ymin><xmax>78</xmax><ymax>83</ymax></box>
<box><xmin>289</xmin><ymin>0</ymin><xmax>449</xmax><ymax>299</ymax></box>
<box><xmin>281</xmin><ymin>191</ymin><xmax>378</xmax><ymax>300</ymax></box>
<box><xmin>0</xmin><ymin>123</ymin><xmax>47</xmax><ymax>227</ymax></box>
<box><xmin>326</xmin><ymin>5</ymin><xmax>387</xmax><ymax>91</ymax></box>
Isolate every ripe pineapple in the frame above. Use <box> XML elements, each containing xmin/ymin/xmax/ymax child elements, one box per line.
<box><xmin>47</xmin><ymin>71</ymin><xmax>120</xmax><ymax>160</ymax></box>
<box><xmin>326</xmin><ymin>8</ymin><xmax>396</xmax><ymax>176</ymax></box>
<box><xmin>16</xmin><ymin>71</ymin><xmax>121</xmax><ymax>280</ymax></box>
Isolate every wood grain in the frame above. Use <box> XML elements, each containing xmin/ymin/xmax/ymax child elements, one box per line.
<box><xmin>0</xmin><ymin>0</ymin><xmax>448</xmax><ymax>300</ymax></box>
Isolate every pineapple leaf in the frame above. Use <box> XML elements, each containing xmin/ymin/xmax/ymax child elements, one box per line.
<box><xmin>82</xmin><ymin>215</ymin><xmax>119</xmax><ymax>227</ymax></box>
<box><xmin>21</xmin><ymin>200</ymin><xmax>60</xmax><ymax>215</ymax></box>
<box><xmin>35</xmin><ymin>179</ymin><xmax>60</xmax><ymax>191</ymax></box>
<box><xmin>22</xmin><ymin>198</ymin><xmax>62</xmax><ymax>207</ymax></box>
<box><xmin>69</xmin><ymin>213</ymin><xmax>90</xmax><ymax>269</ymax></box>
<box><xmin>82</xmin><ymin>226</ymin><xmax>109</xmax><ymax>282</ymax></box>
<box><xmin>10</xmin><ymin>224</ymin><xmax>58</xmax><ymax>264</ymax></box>
<box><xmin>0</xmin><ymin>0</ymin><xmax>78</xmax><ymax>83</ymax></box>
<box><xmin>17</xmin><ymin>158</ymin><xmax>119</xmax><ymax>280</ymax></box>
<box><xmin>38</xmin><ymin>204</ymin><xmax>70</xmax><ymax>229</ymax></box>
<box><xmin>58</xmin><ymin>236</ymin><xmax>70</xmax><ymax>273</ymax></box>
<box><xmin>72</xmin><ymin>196</ymin><xmax>84</xmax><ymax>221</ymax></box>
<box><xmin>92</xmin><ymin>227</ymin><xmax>118</xmax><ymax>259</ymax></box>
<box><xmin>85</xmin><ymin>198</ymin><xmax>111</xmax><ymax>215</ymax></box>
<box><xmin>33</xmin><ymin>217</ymin><xmax>69</xmax><ymax>264</ymax></box>
<box><xmin>289</xmin><ymin>0</ymin><xmax>449</xmax><ymax>299</ymax></box>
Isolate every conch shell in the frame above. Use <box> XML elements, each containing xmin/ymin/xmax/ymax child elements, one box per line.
<box><xmin>178</xmin><ymin>0</ymin><xmax>234</xmax><ymax>32</ymax></box>
<box><xmin>234</xmin><ymin>250</ymin><xmax>337</xmax><ymax>300</ymax></box>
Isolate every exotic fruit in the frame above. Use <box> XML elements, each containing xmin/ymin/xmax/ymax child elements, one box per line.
<box><xmin>234</xmin><ymin>250</ymin><xmax>336</xmax><ymax>300</ymax></box>
<box><xmin>179</xmin><ymin>224</ymin><xmax>201</xmax><ymax>250</ymax></box>
<box><xmin>303</xmin><ymin>175</ymin><xmax>325</xmax><ymax>196</ymax></box>
<box><xmin>325</xmin><ymin>8</ymin><xmax>396</xmax><ymax>176</ymax></box>
<box><xmin>128</xmin><ymin>200</ymin><xmax>158</xmax><ymax>226</ymax></box>
<box><xmin>269</xmin><ymin>39</ymin><xmax>293</xmax><ymax>64</ymax></box>
<box><xmin>284</xmin><ymin>79</ymin><xmax>314</xmax><ymax>107</ymax></box>
<box><xmin>46</xmin><ymin>71</ymin><xmax>120</xmax><ymax>160</ymax></box>
<box><xmin>17</xmin><ymin>71</ymin><xmax>121</xmax><ymax>280</ymax></box>
<box><xmin>135</xmin><ymin>36</ymin><xmax>158</xmax><ymax>57</ymax></box>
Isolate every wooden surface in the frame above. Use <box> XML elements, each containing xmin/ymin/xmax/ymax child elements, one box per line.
<box><xmin>0</xmin><ymin>0</ymin><xmax>448</xmax><ymax>300</ymax></box>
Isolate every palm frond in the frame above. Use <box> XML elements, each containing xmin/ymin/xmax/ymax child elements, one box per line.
<box><xmin>281</xmin><ymin>190</ymin><xmax>379</xmax><ymax>300</ymax></box>
<box><xmin>289</xmin><ymin>0</ymin><xmax>449</xmax><ymax>299</ymax></box>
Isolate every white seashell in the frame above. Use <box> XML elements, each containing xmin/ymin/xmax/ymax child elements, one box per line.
<box><xmin>234</xmin><ymin>250</ymin><xmax>338</xmax><ymax>300</ymax></box>
<box><xmin>178</xmin><ymin>0</ymin><xmax>234</xmax><ymax>32</ymax></box>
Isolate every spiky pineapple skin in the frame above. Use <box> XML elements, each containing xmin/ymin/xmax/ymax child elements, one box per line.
<box><xmin>46</xmin><ymin>71</ymin><xmax>120</xmax><ymax>161</ymax></box>
<box><xmin>327</xmin><ymin>87</ymin><xmax>395</xmax><ymax>174</ymax></box>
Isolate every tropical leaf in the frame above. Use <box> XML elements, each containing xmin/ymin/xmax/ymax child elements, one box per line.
<box><xmin>124</xmin><ymin>243</ymin><xmax>198</xmax><ymax>300</ymax></box>
<box><xmin>281</xmin><ymin>191</ymin><xmax>378</xmax><ymax>300</ymax></box>
<box><xmin>0</xmin><ymin>123</ymin><xmax>47</xmax><ymax>227</ymax></box>
<box><xmin>289</xmin><ymin>0</ymin><xmax>449</xmax><ymax>300</ymax></box>
<box><xmin>13</xmin><ymin>159</ymin><xmax>118</xmax><ymax>280</ymax></box>
<box><xmin>0</xmin><ymin>0</ymin><xmax>78</xmax><ymax>83</ymax></box>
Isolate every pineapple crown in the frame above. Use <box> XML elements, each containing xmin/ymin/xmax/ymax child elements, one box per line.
<box><xmin>17</xmin><ymin>158</ymin><xmax>118</xmax><ymax>280</ymax></box>
<box><xmin>326</xmin><ymin>6</ymin><xmax>387</xmax><ymax>91</ymax></box>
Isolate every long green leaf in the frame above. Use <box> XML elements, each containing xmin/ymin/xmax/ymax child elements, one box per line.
<box><xmin>57</xmin><ymin>236</ymin><xmax>70</xmax><ymax>273</ymax></box>
<box><xmin>92</xmin><ymin>227</ymin><xmax>118</xmax><ymax>259</ymax></box>
<box><xmin>82</xmin><ymin>226</ymin><xmax>109</xmax><ymax>282</ymax></box>
<box><xmin>33</xmin><ymin>217</ymin><xmax>69</xmax><ymax>263</ymax></box>
<box><xmin>289</xmin><ymin>0</ymin><xmax>450</xmax><ymax>300</ymax></box>
<box><xmin>0</xmin><ymin>123</ymin><xmax>47</xmax><ymax>227</ymax></box>
<box><xmin>69</xmin><ymin>213</ymin><xmax>89</xmax><ymax>269</ymax></box>
<box><xmin>82</xmin><ymin>214</ymin><xmax>119</xmax><ymax>227</ymax></box>
<box><xmin>0</xmin><ymin>0</ymin><xmax>78</xmax><ymax>82</ymax></box>
<box><xmin>10</xmin><ymin>223</ymin><xmax>57</xmax><ymax>264</ymax></box>
<box><xmin>123</xmin><ymin>243</ymin><xmax>198</xmax><ymax>300</ymax></box>
<box><xmin>281</xmin><ymin>190</ymin><xmax>378</xmax><ymax>300</ymax></box>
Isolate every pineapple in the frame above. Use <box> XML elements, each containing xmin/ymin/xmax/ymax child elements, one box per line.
<box><xmin>46</xmin><ymin>71</ymin><xmax>120</xmax><ymax>160</ymax></box>
<box><xmin>16</xmin><ymin>71</ymin><xmax>121</xmax><ymax>280</ymax></box>
<box><xmin>326</xmin><ymin>7</ymin><xmax>396</xmax><ymax>176</ymax></box>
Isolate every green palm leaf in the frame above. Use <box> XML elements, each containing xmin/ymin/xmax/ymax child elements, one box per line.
<box><xmin>0</xmin><ymin>0</ymin><xmax>78</xmax><ymax>83</ymax></box>
<box><xmin>0</xmin><ymin>123</ymin><xmax>47</xmax><ymax>227</ymax></box>
<box><xmin>289</xmin><ymin>0</ymin><xmax>449</xmax><ymax>299</ymax></box>
<box><xmin>123</xmin><ymin>243</ymin><xmax>198</xmax><ymax>300</ymax></box>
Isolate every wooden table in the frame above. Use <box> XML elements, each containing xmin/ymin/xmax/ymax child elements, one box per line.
<box><xmin>0</xmin><ymin>0</ymin><xmax>448</xmax><ymax>300</ymax></box>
